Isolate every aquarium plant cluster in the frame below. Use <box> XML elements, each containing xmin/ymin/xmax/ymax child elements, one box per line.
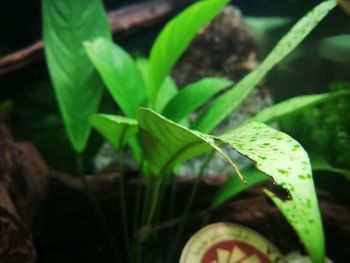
<box><xmin>41</xmin><ymin>0</ymin><xmax>349</xmax><ymax>262</ymax></box>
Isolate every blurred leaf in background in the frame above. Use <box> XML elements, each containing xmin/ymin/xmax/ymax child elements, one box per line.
<box><xmin>280</xmin><ymin>82</ymin><xmax>350</xmax><ymax>170</ymax></box>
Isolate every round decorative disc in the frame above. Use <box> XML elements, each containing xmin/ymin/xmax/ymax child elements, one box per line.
<box><xmin>180</xmin><ymin>223</ymin><xmax>286</xmax><ymax>263</ymax></box>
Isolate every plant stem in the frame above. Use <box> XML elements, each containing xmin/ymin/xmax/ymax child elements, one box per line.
<box><xmin>166</xmin><ymin>151</ymin><xmax>215</xmax><ymax>263</ymax></box>
<box><xmin>141</xmin><ymin>174</ymin><xmax>153</xmax><ymax>226</ymax></box>
<box><xmin>76</xmin><ymin>153</ymin><xmax>123</xmax><ymax>262</ymax></box>
<box><xmin>146</xmin><ymin>176</ymin><xmax>163</xmax><ymax>225</ymax></box>
<box><xmin>167</xmin><ymin>173</ymin><xmax>178</xmax><ymax>240</ymax></box>
<box><xmin>116</xmin><ymin>149</ymin><xmax>131</xmax><ymax>261</ymax></box>
<box><xmin>131</xmin><ymin>159</ymin><xmax>144</xmax><ymax>263</ymax></box>
<box><xmin>168</xmin><ymin>173</ymin><xmax>178</xmax><ymax>219</ymax></box>
<box><xmin>133</xmin><ymin>168</ymin><xmax>143</xmax><ymax>234</ymax></box>
<box><xmin>201</xmin><ymin>210</ymin><xmax>211</xmax><ymax>227</ymax></box>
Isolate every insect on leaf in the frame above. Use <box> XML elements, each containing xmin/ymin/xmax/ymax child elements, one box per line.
<box><xmin>42</xmin><ymin>0</ymin><xmax>111</xmax><ymax>152</ymax></box>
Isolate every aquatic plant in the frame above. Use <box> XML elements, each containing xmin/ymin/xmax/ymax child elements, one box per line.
<box><xmin>42</xmin><ymin>0</ymin><xmax>345</xmax><ymax>262</ymax></box>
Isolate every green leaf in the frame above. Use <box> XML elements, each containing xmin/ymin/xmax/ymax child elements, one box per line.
<box><xmin>194</xmin><ymin>0</ymin><xmax>337</xmax><ymax>133</ymax></box>
<box><xmin>212</xmin><ymin>168</ymin><xmax>268</xmax><ymax>208</ymax></box>
<box><xmin>84</xmin><ymin>38</ymin><xmax>147</xmax><ymax>118</ymax></box>
<box><xmin>135</xmin><ymin>57</ymin><xmax>178</xmax><ymax>112</ymax></box>
<box><xmin>147</xmin><ymin>0</ymin><xmax>230</xmax><ymax>106</ymax></box>
<box><xmin>138</xmin><ymin>108</ymin><xmax>324</xmax><ymax>263</ymax></box>
<box><xmin>318</xmin><ymin>34</ymin><xmax>350</xmax><ymax>63</ymax></box>
<box><xmin>137</xmin><ymin>108</ymin><xmax>241</xmax><ymax>178</ymax></box>
<box><xmin>42</xmin><ymin>0</ymin><xmax>111</xmax><ymax>152</ymax></box>
<box><xmin>310</xmin><ymin>153</ymin><xmax>350</xmax><ymax>182</ymax></box>
<box><xmin>245</xmin><ymin>90</ymin><xmax>350</xmax><ymax>124</ymax></box>
<box><xmin>212</xmin><ymin>152</ymin><xmax>350</xmax><ymax>208</ymax></box>
<box><xmin>90</xmin><ymin>114</ymin><xmax>138</xmax><ymax>149</ymax></box>
<box><xmin>154</xmin><ymin>77</ymin><xmax>178</xmax><ymax>113</ymax></box>
<box><xmin>162</xmin><ymin>77</ymin><xmax>232</xmax><ymax>122</ymax></box>
<box><xmin>218</xmin><ymin>123</ymin><xmax>324</xmax><ymax>263</ymax></box>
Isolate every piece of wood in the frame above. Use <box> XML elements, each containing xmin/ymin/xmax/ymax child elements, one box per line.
<box><xmin>0</xmin><ymin>0</ymin><xmax>195</xmax><ymax>75</ymax></box>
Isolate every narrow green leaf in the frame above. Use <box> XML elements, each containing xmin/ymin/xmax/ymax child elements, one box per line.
<box><xmin>310</xmin><ymin>153</ymin><xmax>350</xmax><ymax>181</ymax></box>
<box><xmin>135</xmin><ymin>57</ymin><xmax>178</xmax><ymax>112</ymax></box>
<box><xmin>219</xmin><ymin>123</ymin><xmax>324</xmax><ymax>263</ymax></box>
<box><xmin>194</xmin><ymin>0</ymin><xmax>337</xmax><ymax>133</ymax></box>
<box><xmin>154</xmin><ymin>77</ymin><xmax>178</xmax><ymax>113</ymax></box>
<box><xmin>42</xmin><ymin>0</ymin><xmax>111</xmax><ymax>152</ymax></box>
<box><xmin>162</xmin><ymin>77</ymin><xmax>233</xmax><ymax>122</ymax></box>
<box><xmin>84</xmin><ymin>38</ymin><xmax>147</xmax><ymax>118</ymax></box>
<box><xmin>318</xmin><ymin>34</ymin><xmax>350</xmax><ymax>63</ymax></box>
<box><xmin>246</xmin><ymin>90</ymin><xmax>350</xmax><ymax>124</ymax></box>
<box><xmin>90</xmin><ymin>114</ymin><xmax>138</xmax><ymax>149</ymax></box>
<box><xmin>212</xmin><ymin>168</ymin><xmax>268</xmax><ymax>208</ymax></box>
<box><xmin>147</xmin><ymin>0</ymin><xmax>230</xmax><ymax>106</ymax></box>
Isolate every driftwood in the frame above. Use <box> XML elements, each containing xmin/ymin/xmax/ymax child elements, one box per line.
<box><xmin>0</xmin><ymin>0</ymin><xmax>195</xmax><ymax>75</ymax></box>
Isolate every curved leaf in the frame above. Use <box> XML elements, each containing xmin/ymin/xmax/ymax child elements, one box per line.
<box><xmin>90</xmin><ymin>114</ymin><xmax>138</xmax><ymax>149</ymax></box>
<box><xmin>137</xmin><ymin>108</ymin><xmax>240</xmax><ymax>178</ymax></box>
<box><xmin>138</xmin><ymin>108</ymin><xmax>324</xmax><ymax>263</ymax></box>
<box><xmin>219</xmin><ymin>123</ymin><xmax>324</xmax><ymax>263</ymax></box>
<box><xmin>246</xmin><ymin>90</ymin><xmax>350</xmax><ymax>124</ymax></box>
<box><xmin>147</xmin><ymin>0</ymin><xmax>230</xmax><ymax>106</ymax></box>
<box><xmin>162</xmin><ymin>77</ymin><xmax>232</xmax><ymax>122</ymax></box>
<box><xmin>194</xmin><ymin>0</ymin><xmax>337</xmax><ymax>133</ymax></box>
<box><xmin>42</xmin><ymin>0</ymin><xmax>111</xmax><ymax>152</ymax></box>
<box><xmin>84</xmin><ymin>38</ymin><xmax>147</xmax><ymax>118</ymax></box>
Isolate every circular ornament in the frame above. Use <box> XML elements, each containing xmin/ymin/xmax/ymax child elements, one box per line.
<box><xmin>180</xmin><ymin>223</ymin><xmax>286</xmax><ymax>263</ymax></box>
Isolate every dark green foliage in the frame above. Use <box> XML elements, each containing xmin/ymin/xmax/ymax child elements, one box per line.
<box><xmin>281</xmin><ymin>82</ymin><xmax>350</xmax><ymax>170</ymax></box>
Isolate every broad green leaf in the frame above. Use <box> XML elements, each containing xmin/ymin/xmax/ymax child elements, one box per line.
<box><xmin>138</xmin><ymin>108</ymin><xmax>324</xmax><ymax>262</ymax></box>
<box><xmin>219</xmin><ymin>123</ymin><xmax>324</xmax><ymax>263</ymax></box>
<box><xmin>84</xmin><ymin>38</ymin><xmax>147</xmax><ymax>118</ymax></box>
<box><xmin>137</xmin><ymin>108</ymin><xmax>241</xmax><ymax>178</ymax></box>
<box><xmin>147</xmin><ymin>0</ymin><xmax>230</xmax><ymax>106</ymax></box>
<box><xmin>42</xmin><ymin>0</ymin><xmax>111</xmax><ymax>152</ymax></box>
<box><xmin>194</xmin><ymin>0</ymin><xmax>337</xmax><ymax>133</ymax></box>
<box><xmin>90</xmin><ymin>114</ymin><xmax>138</xmax><ymax>149</ymax></box>
<box><xmin>212</xmin><ymin>168</ymin><xmax>268</xmax><ymax>208</ymax></box>
<box><xmin>162</xmin><ymin>77</ymin><xmax>232</xmax><ymax>122</ymax></box>
<box><xmin>245</xmin><ymin>90</ymin><xmax>350</xmax><ymax>124</ymax></box>
<box><xmin>154</xmin><ymin>77</ymin><xmax>178</xmax><ymax>113</ymax></box>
